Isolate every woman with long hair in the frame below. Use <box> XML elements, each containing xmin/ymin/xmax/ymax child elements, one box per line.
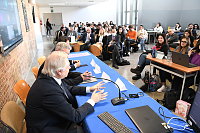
<box><xmin>130</xmin><ymin>34</ymin><xmax>169</xmax><ymax>80</ymax></box>
<box><xmin>157</xmin><ymin>37</ymin><xmax>191</xmax><ymax>92</ymax></box>
<box><xmin>171</xmin><ymin>40</ymin><xmax>200</xmax><ymax>97</ymax></box>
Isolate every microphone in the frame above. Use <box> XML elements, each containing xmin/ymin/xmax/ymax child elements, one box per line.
<box><xmin>83</xmin><ymin>75</ymin><xmax>125</xmax><ymax>106</ymax></box>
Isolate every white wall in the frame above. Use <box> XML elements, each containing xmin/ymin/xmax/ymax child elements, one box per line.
<box><xmin>39</xmin><ymin>0</ymin><xmax>116</xmax><ymax>27</ymax></box>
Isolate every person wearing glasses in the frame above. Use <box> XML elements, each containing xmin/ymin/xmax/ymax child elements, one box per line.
<box><xmin>170</xmin><ymin>40</ymin><xmax>200</xmax><ymax>100</ymax></box>
<box><xmin>157</xmin><ymin>37</ymin><xmax>191</xmax><ymax>92</ymax></box>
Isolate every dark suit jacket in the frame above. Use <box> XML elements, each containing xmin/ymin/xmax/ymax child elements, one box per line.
<box><xmin>38</xmin><ymin>62</ymin><xmax>83</xmax><ymax>86</ymax></box>
<box><xmin>78</xmin><ymin>33</ymin><xmax>95</xmax><ymax>44</ymax></box>
<box><xmin>25</xmin><ymin>74</ymin><xmax>94</xmax><ymax>133</ymax></box>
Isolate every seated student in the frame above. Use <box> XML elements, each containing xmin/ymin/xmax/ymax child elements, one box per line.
<box><xmin>137</xmin><ymin>25</ymin><xmax>148</xmax><ymax>51</ymax></box>
<box><xmin>184</xmin><ymin>29</ymin><xmax>195</xmax><ymax>47</ymax></box>
<box><xmin>167</xmin><ymin>29</ymin><xmax>179</xmax><ymax>49</ymax></box>
<box><xmin>174</xmin><ymin>23</ymin><xmax>182</xmax><ymax>33</ymax></box>
<box><xmin>55</xmin><ymin>27</ymin><xmax>67</xmax><ymax>42</ymax></box>
<box><xmin>116</xmin><ymin>26</ymin><xmax>126</xmax><ymax>56</ymax></box>
<box><xmin>78</xmin><ymin>27</ymin><xmax>95</xmax><ymax>51</ymax></box>
<box><xmin>67</xmin><ymin>25</ymin><xmax>78</xmax><ymax>40</ymax></box>
<box><xmin>96</xmin><ymin>28</ymin><xmax>106</xmax><ymax>46</ymax></box>
<box><xmin>130</xmin><ymin>34</ymin><xmax>169</xmax><ymax>80</ymax></box>
<box><xmin>78</xmin><ymin>22</ymin><xmax>86</xmax><ymax>34</ymax></box>
<box><xmin>26</xmin><ymin>51</ymin><xmax>108</xmax><ymax>133</ymax></box>
<box><xmin>154</xmin><ymin>22</ymin><xmax>164</xmax><ymax>34</ymax></box>
<box><xmin>186</xmin><ymin>23</ymin><xmax>197</xmax><ymax>40</ymax></box>
<box><xmin>157</xmin><ymin>37</ymin><xmax>191</xmax><ymax>92</ymax></box>
<box><xmin>171</xmin><ymin>40</ymin><xmax>200</xmax><ymax>96</ymax></box>
<box><xmin>105</xmin><ymin>28</ymin><xmax>130</xmax><ymax>69</ymax></box>
<box><xmin>38</xmin><ymin>42</ymin><xmax>91</xmax><ymax>86</ymax></box>
<box><xmin>125</xmin><ymin>25</ymin><xmax>137</xmax><ymax>56</ymax></box>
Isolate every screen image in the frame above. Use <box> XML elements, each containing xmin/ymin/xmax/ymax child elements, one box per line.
<box><xmin>0</xmin><ymin>0</ymin><xmax>23</xmax><ymax>55</ymax></box>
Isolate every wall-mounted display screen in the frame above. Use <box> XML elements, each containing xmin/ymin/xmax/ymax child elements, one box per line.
<box><xmin>0</xmin><ymin>0</ymin><xmax>23</xmax><ymax>55</ymax></box>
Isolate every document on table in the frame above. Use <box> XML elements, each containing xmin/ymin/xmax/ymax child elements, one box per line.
<box><xmin>115</xmin><ymin>78</ymin><xmax>127</xmax><ymax>91</ymax></box>
<box><xmin>101</xmin><ymin>72</ymin><xmax>111</xmax><ymax>83</ymax></box>
<box><xmin>93</xmin><ymin>64</ymin><xmax>101</xmax><ymax>74</ymax></box>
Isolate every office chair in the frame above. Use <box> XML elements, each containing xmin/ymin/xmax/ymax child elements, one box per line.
<box><xmin>89</xmin><ymin>43</ymin><xmax>102</xmax><ymax>56</ymax></box>
<box><xmin>13</xmin><ymin>80</ymin><xmax>30</xmax><ymax>106</ymax></box>
<box><xmin>0</xmin><ymin>101</ymin><xmax>26</xmax><ymax>133</ymax></box>
<box><xmin>37</xmin><ymin>56</ymin><xmax>46</xmax><ymax>66</ymax></box>
<box><xmin>31</xmin><ymin>66</ymin><xmax>38</xmax><ymax>79</ymax></box>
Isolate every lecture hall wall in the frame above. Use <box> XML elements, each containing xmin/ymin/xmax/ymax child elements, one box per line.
<box><xmin>39</xmin><ymin>0</ymin><xmax>116</xmax><ymax>35</ymax></box>
<box><xmin>0</xmin><ymin>0</ymin><xmax>39</xmax><ymax>110</ymax></box>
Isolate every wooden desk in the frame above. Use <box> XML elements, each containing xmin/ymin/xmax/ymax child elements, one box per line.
<box><xmin>89</xmin><ymin>43</ymin><xmax>102</xmax><ymax>56</ymax></box>
<box><xmin>70</xmin><ymin>42</ymin><xmax>84</xmax><ymax>52</ymax></box>
<box><xmin>147</xmin><ymin>57</ymin><xmax>200</xmax><ymax>99</ymax></box>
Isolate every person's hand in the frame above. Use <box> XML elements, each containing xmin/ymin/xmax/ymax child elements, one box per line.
<box><xmin>90</xmin><ymin>81</ymin><xmax>105</xmax><ymax>92</ymax></box>
<box><xmin>74</xmin><ymin>60</ymin><xmax>81</xmax><ymax>67</ymax></box>
<box><xmin>147</xmin><ymin>53</ymin><xmax>152</xmax><ymax>58</ymax></box>
<box><xmin>188</xmin><ymin>49</ymin><xmax>194</xmax><ymax>57</ymax></box>
<box><xmin>91</xmin><ymin>89</ymin><xmax>108</xmax><ymax>103</ymax></box>
<box><xmin>81</xmin><ymin>71</ymin><xmax>92</xmax><ymax>81</ymax></box>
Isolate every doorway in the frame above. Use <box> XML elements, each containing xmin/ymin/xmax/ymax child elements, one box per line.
<box><xmin>43</xmin><ymin>13</ymin><xmax>63</xmax><ymax>36</ymax></box>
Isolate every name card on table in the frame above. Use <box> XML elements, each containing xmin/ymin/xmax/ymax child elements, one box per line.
<box><xmin>101</xmin><ymin>72</ymin><xmax>111</xmax><ymax>83</ymax></box>
<box><xmin>115</xmin><ymin>78</ymin><xmax>127</xmax><ymax>91</ymax></box>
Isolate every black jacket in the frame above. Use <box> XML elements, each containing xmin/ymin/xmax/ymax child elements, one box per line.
<box><xmin>38</xmin><ymin>62</ymin><xmax>83</xmax><ymax>86</ymax></box>
<box><xmin>78</xmin><ymin>32</ymin><xmax>95</xmax><ymax>44</ymax></box>
<box><xmin>25</xmin><ymin>74</ymin><xmax>94</xmax><ymax>133</ymax></box>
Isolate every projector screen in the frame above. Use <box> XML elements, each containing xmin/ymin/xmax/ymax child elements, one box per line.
<box><xmin>0</xmin><ymin>0</ymin><xmax>23</xmax><ymax>55</ymax></box>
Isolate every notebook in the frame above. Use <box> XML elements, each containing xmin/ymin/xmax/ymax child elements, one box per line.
<box><xmin>125</xmin><ymin>105</ymin><xmax>170</xmax><ymax>133</ymax></box>
<box><xmin>172</xmin><ymin>52</ymin><xmax>197</xmax><ymax>68</ymax></box>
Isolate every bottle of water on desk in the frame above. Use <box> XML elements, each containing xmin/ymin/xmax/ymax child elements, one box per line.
<box><xmin>167</xmin><ymin>52</ymin><xmax>172</xmax><ymax>62</ymax></box>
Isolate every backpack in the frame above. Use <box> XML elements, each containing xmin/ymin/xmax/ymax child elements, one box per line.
<box><xmin>157</xmin><ymin>90</ymin><xmax>179</xmax><ymax>110</ymax></box>
<box><xmin>141</xmin><ymin>71</ymin><xmax>161</xmax><ymax>92</ymax></box>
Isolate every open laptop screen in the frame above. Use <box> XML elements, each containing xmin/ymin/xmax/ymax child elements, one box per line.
<box><xmin>187</xmin><ymin>84</ymin><xmax>200</xmax><ymax>132</ymax></box>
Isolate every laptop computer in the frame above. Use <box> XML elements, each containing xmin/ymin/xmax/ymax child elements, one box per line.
<box><xmin>125</xmin><ymin>105</ymin><xmax>171</xmax><ymax>133</ymax></box>
<box><xmin>172</xmin><ymin>52</ymin><xmax>197</xmax><ymax>68</ymax></box>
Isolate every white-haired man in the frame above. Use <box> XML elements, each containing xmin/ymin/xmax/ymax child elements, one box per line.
<box><xmin>26</xmin><ymin>51</ymin><xmax>107</xmax><ymax>133</ymax></box>
<box><xmin>38</xmin><ymin>41</ymin><xmax>91</xmax><ymax>86</ymax></box>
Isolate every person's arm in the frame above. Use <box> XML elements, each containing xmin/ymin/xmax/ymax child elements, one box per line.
<box><xmin>42</xmin><ymin>86</ymin><xmax>94</xmax><ymax>123</ymax></box>
<box><xmin>90</xmin><ymin>33</ymin><xmax>95</xmax><ymax>44</ymax></box>
<box><xmin>168</xmin><ymin>34</ymin><xmax>178</xmax><ymax>43</ymax></box>
<box><xmin>62</xmin><ymin>71</ymin><xmax>83</xmax><ymax>86</ymax></box>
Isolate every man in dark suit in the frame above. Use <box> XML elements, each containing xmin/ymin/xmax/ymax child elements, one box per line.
<box><xmin>26</xmin><ymin>51</ymin><xmax>107</xmax><ymax>133</ymax></box>
<box><xmin>78</xmin><ymin>27</ymin><xmax>95</xmax><ymax>51</ymax></box>
<box><xmin>38</xmin><ymin>42</ymin><xmax>91</xmax><ymax>86</ymax></box>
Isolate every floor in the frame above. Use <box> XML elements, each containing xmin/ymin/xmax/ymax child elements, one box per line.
<box><xmin>25</xmin><ymin>37</ymin><xmax>165</xmax><ymax>101</ymax></box>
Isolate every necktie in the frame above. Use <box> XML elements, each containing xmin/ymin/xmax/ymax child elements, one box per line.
<box><xmin>60</xmin><ymin>82</ymin><xmax>75</xmax><ymax>104</ymax></box>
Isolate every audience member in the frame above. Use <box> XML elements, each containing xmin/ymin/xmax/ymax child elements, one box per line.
<box><xmin>186</xmin><ymin>23</ymin><xmax>197</xmax><ymax>40</ymax></box>
<box><xmin>78</xmin><ymin>27</ymin><xmax>95</xmax><ymax>51</ymax></box>
<box><xmin>130</xmin><ymin>34</ymin><xmax>168</xmax><ymax>80</ymax></box>
<box><xmin>157</xmin><ymin>37</ymin><xmax>190</xmax><ymax>92</ymax></box>
<box><xmin>184</xmin><ymin>30</ymin><xmax>195</xmax><ymax>47</ymax></box>
<box><xmin>26</xmin><ymin>51</ymin><xmax>108</xmax><ymax>133</ymax></box>
<box><xmin>154</xmin><ymin>22</ymin><xmax>164</xmax><ymax>34</ymax></box>
<box><xmin>167</xmin><ymin>29</ymin><xmax>179</xmax><ymax>49</ymax></box>
<box><xmin>137</xmin><ymin>25</ymin><xmax>148</xmax><ymax>51</ymax></box>
<box><xmin>174</xmin><ymin>23</ymin><xmax>182</xmax><ymax>33</ymax></box>
<box><xmin>67</xmin><ymin>25</ymin><xmax>78</xmax><ymax>40</ymax></box>
<box><xmin>125</xmin><ymin>25</ymin><xmax>137</xmax><ymax>56</ymax></box>
<box><xmin>171</xmin><ymin>40</ymin><xmax>200</xmax><ymax>95</ymax></box>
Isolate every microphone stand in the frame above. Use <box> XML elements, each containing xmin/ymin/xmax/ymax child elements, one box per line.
<box><xmin>83</xmin><ymin>75</ymin><xmax>125</xmax><ymax>106</ymax></box>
